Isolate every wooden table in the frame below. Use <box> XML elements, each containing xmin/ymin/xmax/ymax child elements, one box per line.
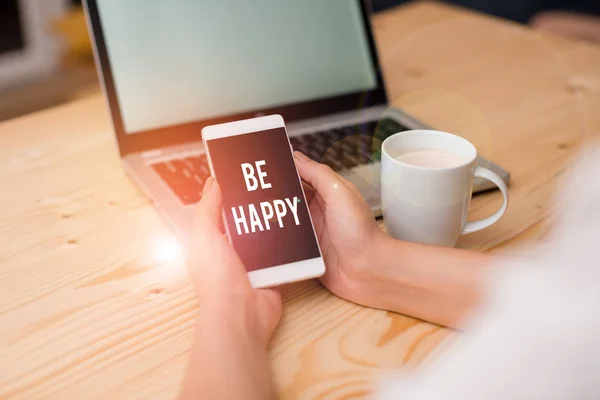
<box><xmin>1</xmin><ymin>2</ymin><xmax>599</xmax><ymax>399</ymax></box>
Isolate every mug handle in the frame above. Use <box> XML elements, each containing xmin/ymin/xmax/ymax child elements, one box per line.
<box><xmin>462</xmin><ymin>167</ymin><xmax>509</xmax><ymax>234</ymax></box>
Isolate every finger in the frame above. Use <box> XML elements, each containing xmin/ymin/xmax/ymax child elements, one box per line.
<box><xmin>338</xmin><ymin>174</ymin><xmax>363</xmax><ymax>197</ymax></box>
<box><xmin>193</xmin><ymin>177</ymin><xmax>222</xmax><ymax>237</ymax></box>
<box><xmin>294</xmin><ymin>151</ymin><xmax>351</xmax><ymax>204</ymax></box>
<box><xmin>301</xmin><ymin>180</ymin><xmax>316</xmax><ymax>203</ymax></box>
<box><xmin>300</xmin><ymin>161</ymin><xmax>359</xmax><ymax>198</ymax></box>
<box><xmin>189</xmin><ymin>177</ymin><xmax>226</xmax><ymax>274</ymax></box>
<box><xmin>258</xmin><ymin>287</ymin><xmax>282</xmax><ymax>313</ymax></box>
<box><xmin>256</xmin><ymin>287</ymin><xmax>283</xmax><ymax>340</ymax></box>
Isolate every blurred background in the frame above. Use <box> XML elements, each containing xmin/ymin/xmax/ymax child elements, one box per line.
<box><xmin>1</xmin><ymin>0</ymin><xmax>599</xmax><ymax>123</ymax></box>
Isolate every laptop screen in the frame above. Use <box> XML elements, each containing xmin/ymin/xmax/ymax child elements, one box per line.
<box><xmin>96</xmin><ymin>1</ymin><xmax>378</xmax><ymax>135</ymax></box>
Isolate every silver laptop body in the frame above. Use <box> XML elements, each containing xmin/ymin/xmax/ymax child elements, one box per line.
<box><xmin>84</xmin><ymin>0</ymin><xmax>509</xmax><ymax>244</ymax></box>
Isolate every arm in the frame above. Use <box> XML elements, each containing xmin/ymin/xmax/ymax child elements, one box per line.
<box><xmin>181</xmin><ymin>178</ymin><xmax>281</xmax><ymax>400</ymax></box>
<box><xmin>294</xmin><ymin>151</ymin><xmax>492</xmax><ymax>329</ymax></box>
<box><xmin>360</xmin><ymin>235</ymin><xmax>492</xmax><ymax>328</ymax></box>
<box><xmin>181</xmin><ymin>306</ymin><xmax>276</xmax><ymax>400</ymax></box>
<box><xmin>181</xmin><ymin>154</ymin><xmax>492</xmax><ymax>398</ymax></box>
<box><xmin>379</xmin><ymin>147</ymin><xmax>600</xmax><ymax>399</ymax></box>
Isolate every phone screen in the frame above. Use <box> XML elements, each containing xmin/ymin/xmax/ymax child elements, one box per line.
<box><xmin>205</xmin><ymin>127</ymin><xmax>321</xmax><ymax>272</ymax></box>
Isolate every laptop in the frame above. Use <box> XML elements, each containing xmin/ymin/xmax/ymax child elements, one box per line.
<box><xmin>84</xmin><ymin>0</ymin><xmax>510</xmax><ymax>243</ymax></box>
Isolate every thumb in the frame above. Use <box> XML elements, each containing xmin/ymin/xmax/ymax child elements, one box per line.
<box><xmin>193</xmin><ymin>177</ymin><xmax>222</xmax><ymax>237</ymax></box>
<box><xmin>294</xmin><ymin>151</ymin><xmax>353</xmax><ymax>204</ymax></box>
<box><xmin>188</xmin><ymin>176</ymin><xmax>245</xmax><ymax>292</ymax></box>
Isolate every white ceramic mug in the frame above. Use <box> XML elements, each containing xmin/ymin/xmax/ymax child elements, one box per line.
<box><xmin>381</xmin><ymin>130</ymin><xmax>509</xmax><ymax>247</ymax></box>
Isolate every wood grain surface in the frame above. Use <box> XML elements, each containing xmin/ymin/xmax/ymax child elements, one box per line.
<box><xmin>1</xmin><ymin>2</ymin><xmax>600</xmax><ymax>399</ymax></box>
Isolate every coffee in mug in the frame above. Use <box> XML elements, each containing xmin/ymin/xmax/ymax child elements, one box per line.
<box><xmin>394</xmin><ymin>150</ymin><xmax>465</xmax><ymax>169</ymax></box>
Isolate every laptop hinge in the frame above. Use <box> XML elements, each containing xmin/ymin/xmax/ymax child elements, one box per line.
<box><xmin>286</xmin><ymin>105</ymin><xmax>387</xmax><ymax>136</ymax></box>
<box><xmin>141</xmin><ymin>149</ymin><xmax>164</xmax><ymax>158</ymax></box>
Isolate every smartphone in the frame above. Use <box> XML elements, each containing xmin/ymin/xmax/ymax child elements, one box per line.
<box><xmin>201</xmin><ymin>115</ymin><xmax>325</xmax><ymax>288</ymax></box>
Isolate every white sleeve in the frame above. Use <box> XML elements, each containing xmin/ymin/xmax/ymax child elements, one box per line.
<box><xmin>379</xmin><ymin>147</ymin><xmax>600</xmax><ymax>400</ymax></box>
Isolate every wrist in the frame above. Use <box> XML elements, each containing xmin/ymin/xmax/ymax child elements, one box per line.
<box><xmin>330</xmin><ymin>230</ymin><xmax>405</xmax><ymax>310</ymax></box>
<box><xmin>352</xmin><ymin>232</ymin><xmax>411</xmax><ymax>309</ymax></box>
<box><xmin>186</xmin><ymin>300</ymin><xmax>276</xmax><ymax>400</ymax></box>
<box><xmin>198</xmin><ymin>294</ymin><xmax>271</xmax><ymax>349</ymax></box>
<box><xmin>351</xmin><ymin>234</ymin><xmax>490</xmax><ymax>327</ymax></box>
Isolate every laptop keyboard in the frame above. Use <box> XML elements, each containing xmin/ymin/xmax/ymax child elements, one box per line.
<box><xmin>288</xmin><ymin>118</ymin><xmax>407</xmax><ymax>171</ymax></box>
<box><xmin>151</xmin><ymin>118</ymin><xmax>409</xmax><ymax>205</ymax></box>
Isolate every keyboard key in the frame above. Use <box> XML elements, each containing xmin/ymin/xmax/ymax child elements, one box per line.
<box><xmin>184</xmin><ymin>156</ymin><xmax>201</xmax><ymax>171</ymax></box>
<box><xmin>307</xmin><ymin>147</ymin><xmax>325</xmax><ymax>163</ymax></box>
<box><xmin>341</xmin><ymin>155</ymin><xmax>357</xmax><ymax>169</ymax></box>
<box><xmin>172</xmin><ymin>186</ymin><xmax>202</xmax><ymax>205</ymax></box>
<box><xmin>289</xmin><ymin>138</ymin><xmax>311</xmax><ymax>155</ymax></box>
<box><xmin>171</xmin><ymin>159</ymin><xmax>188</xmax><ymax>172</ymax></box>
<box><xmin>303</xmin><ymin>133</ymin><xmax>320</xmax><ymax>143</ymax></box>
<box><xmin>321</xmin><ymin>131</ymin><xmax>340</xmax><ymax>145</ymax></box>
<box><xmin>339</xmin><ymin>140</ymin><xmax>356</xmax><ymax>156</ymax></box>
<box><xmin>152</xmin><ymin>162</ymin><xmax>176</xmax><ymax>180</ymax></box>
<box><xmin>374</xmin><ymin>118</ymin><xmax>406</xmax><ymax>142</ymax></box>
<box><xmin>199</xmin><ymin>163</ymin><xmax>210</xmax><ymax>177</ymax></box>
<box><xmin>289</xmin><ymin>137</ymin><xmax>302</xmax><ymax>149</ymax></box>
<box><xmin>357</xmin><ymin>147</ymin><xmax>372</xmax><ymax>164</ymax></box>
<box><xmin>321</xmin><ymin>151</ymin><xmax>341</xmax><ymax>171</ymax></box>
<box><xmin>151</xmin><ymin>153</ymin><xmax>209</xmax><ymax>205</ymax></box>
<box><xmin>329</xmin><ymin>129</ymin><xmax>346</xmax><ymax>141</ymax></box>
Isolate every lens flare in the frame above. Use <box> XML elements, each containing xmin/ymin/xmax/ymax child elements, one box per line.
<box><xmin>152</xmin><ymin>235</ymin><xmax>184</xmax><ymax>263</ymax></box>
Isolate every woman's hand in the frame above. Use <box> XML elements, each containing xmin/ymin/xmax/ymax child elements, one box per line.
<box><xmin>187</xmin><ymin>176</ymin><xmax>281</xmax><ymax>344</ymax></box>
<box><xmin>182</xmin><ymin>177</ymin><xmax>281</xmax><ymax>400</ymax></box>
<box><xmin>294</xmin><ymin>151</ymin><xmax>391</xmax><ymax>307</ymax></box>
<box><xmin>295</xmin><ymin>151</ymin><xmax>491</xmax><ymax>328</ymax></box>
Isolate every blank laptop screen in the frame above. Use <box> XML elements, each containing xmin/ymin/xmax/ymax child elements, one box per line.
<box><xmin>96</xmin><ymin>0</ymin><xmax>378</xmax><ymax>134</ymax></box>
